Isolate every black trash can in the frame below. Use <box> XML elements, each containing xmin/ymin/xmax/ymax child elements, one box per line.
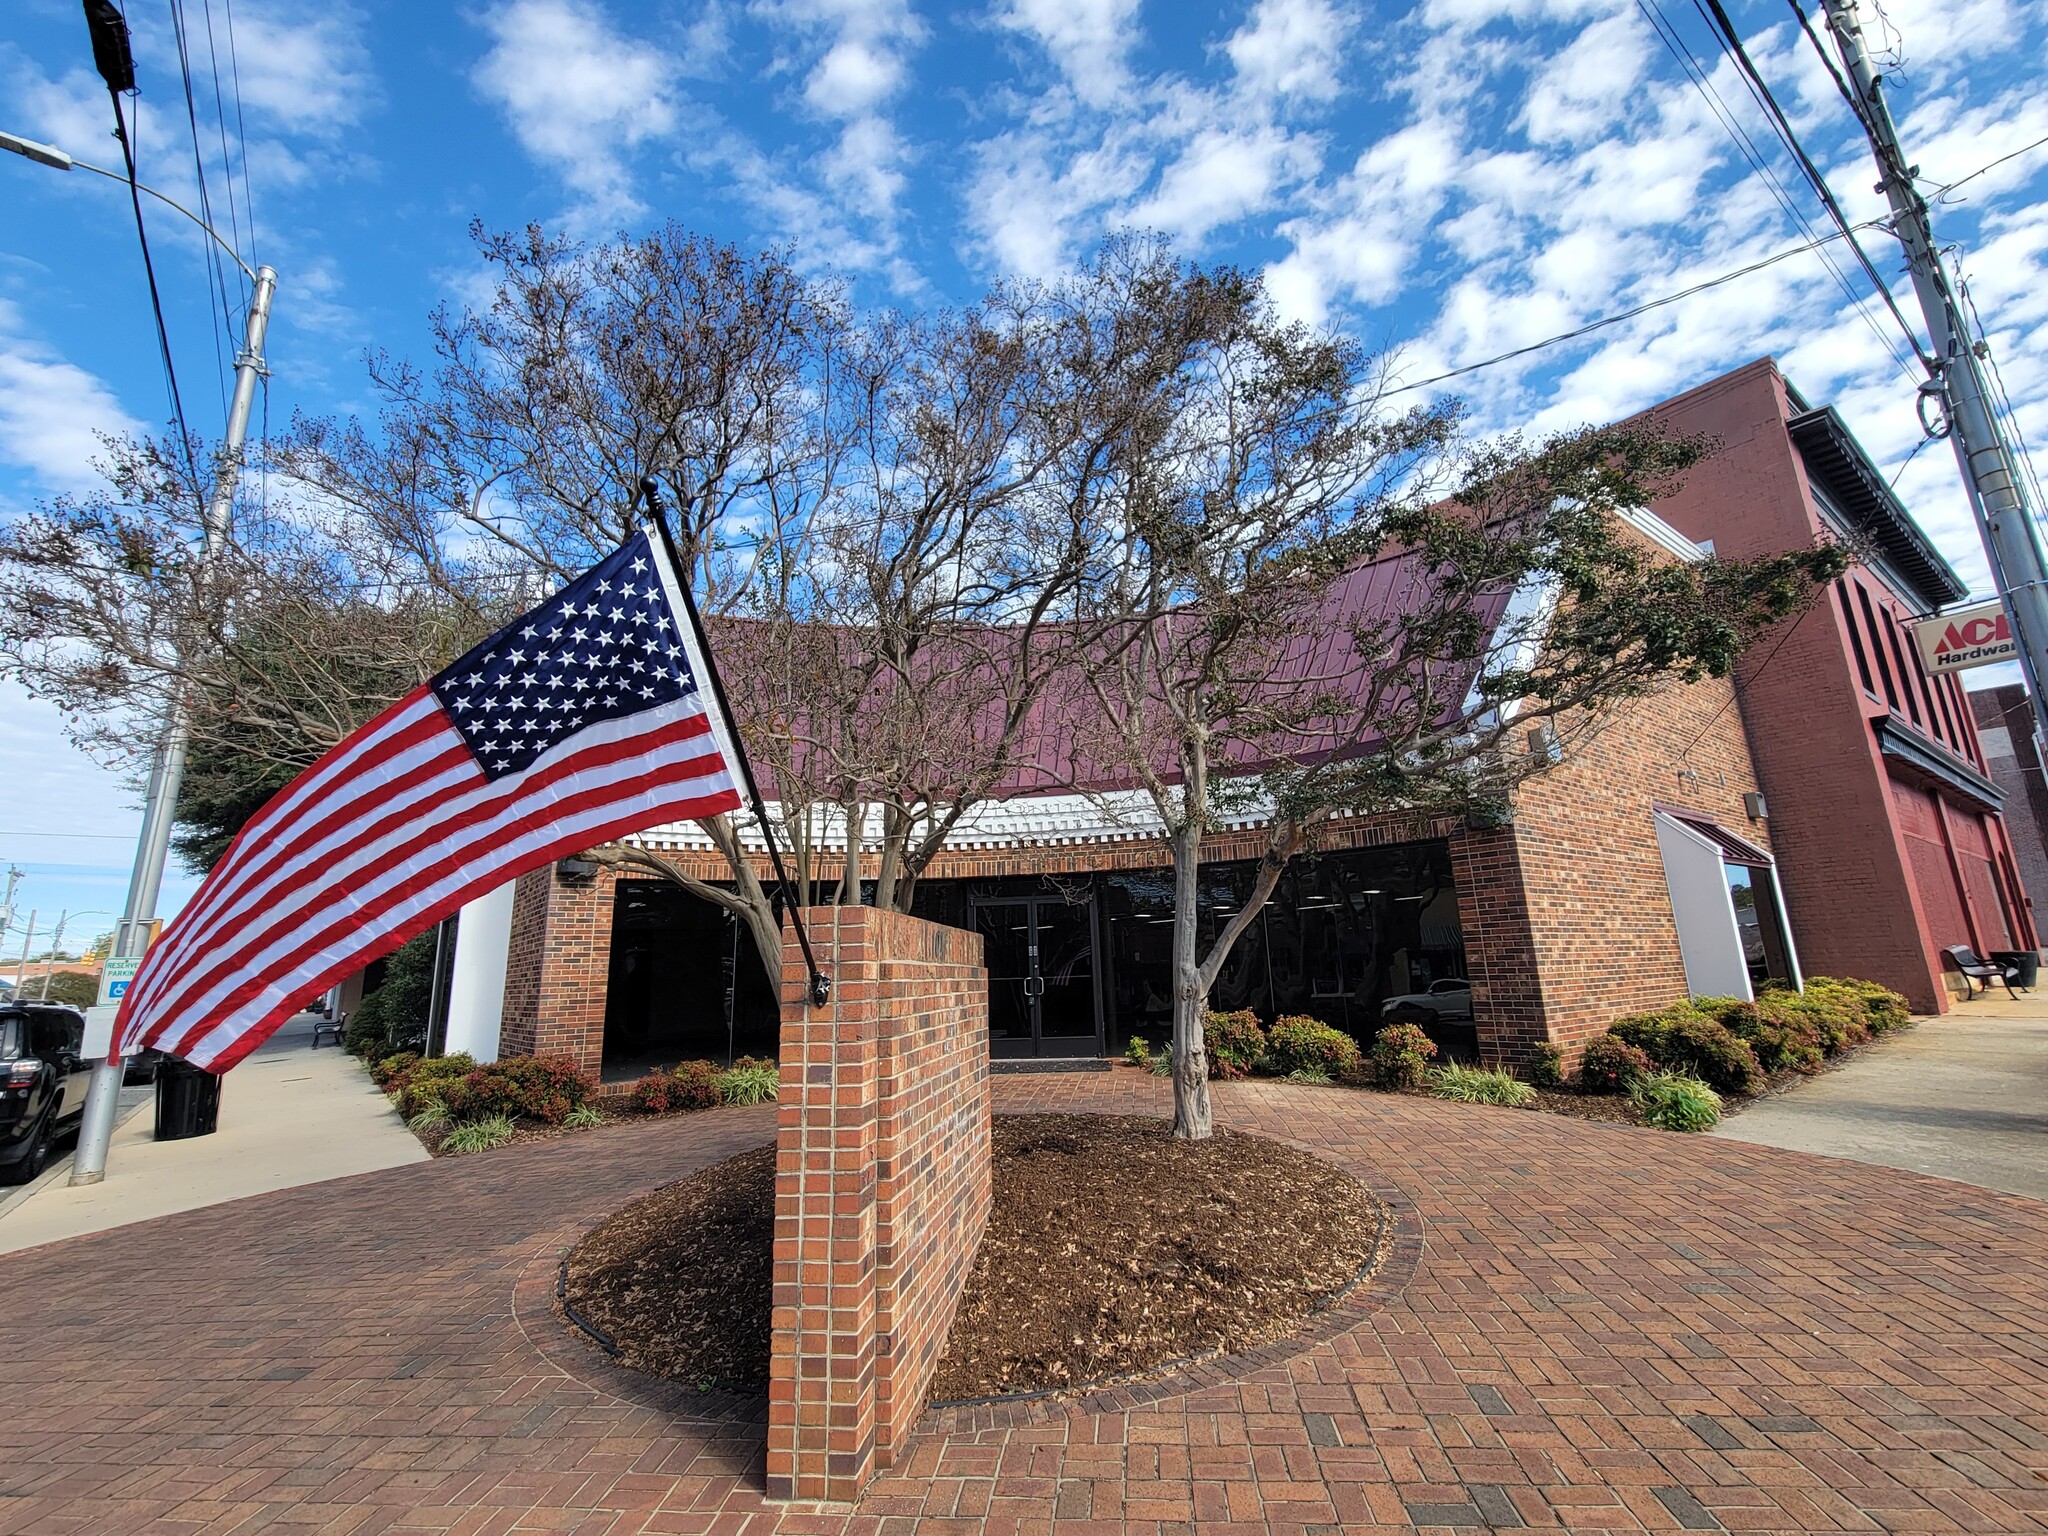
<box><xmin>1992</xmin><ymin>950</ymin><xmax>2040</xmax><ymax>990</ymax></box>
<box><xmin>154</xmin><ymin>1056</ymin><xmax>223</xmax><ymax>1140</ymax></box>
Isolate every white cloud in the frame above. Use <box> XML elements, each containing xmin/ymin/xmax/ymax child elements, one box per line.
<box><xmin>0</xmin><ymin>302</ymin><xmax>142</xmax><ymax>497</ymax></box>
<box><xmin>472</xmin><ymin>0</ymin><xmax>677</xmax><ymax>221</ymax></box>
<box><xmin>1226</xmin><ymin>0</ymin><xmax>1352</xmax><ymax>104</ymax></box>
<box><xmin>203</xmin><ymin>2</ymin><xmax>376</xmax><ymax>138</ymax></box>
<box><xmin>997</xmin><ymin>0</ymin><xmax>1143</xmax><ymax>109</ymax></box>
<box><xmin>1518</xmin><ymin>10</ymin><xmax>1649</xmax><ymax>144</ymax></box>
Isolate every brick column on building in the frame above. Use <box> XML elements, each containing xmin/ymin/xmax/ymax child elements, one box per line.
<box><xmin>496</xmin><ymin>860</ymin><xmax>616</xmax><ymax>1075</ymax></box>
<box><xmin>1450</xmin><ymin>825</ymin><xmax>1549</xmax><ymax>1067</ymax></box>
<box><xmin>766</xmin><ymin>905</ymin><xmax>989</xmax><ymax>1506</ymax></box>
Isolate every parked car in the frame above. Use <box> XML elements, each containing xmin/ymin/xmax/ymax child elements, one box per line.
<box><xmin>0</xmin><ymin>1003</ymin><xmax>89</xmax><ymax>1184</ymax></box>
<box><xmin>1379</xmin><ymin>977</ymin><xmax>1474</xmax><ymax>1025</ymax></box>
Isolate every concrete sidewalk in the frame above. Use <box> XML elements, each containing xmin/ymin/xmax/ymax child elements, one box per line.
<box><xmin>0</xmin><ymin>1014</ymin><xmax>426</xmax><ymax>1254</ymax></box>
<box><xmin>1713</xmin><ymin>989</ymin><xmax>2048</xmax><ymax>1200</ymax></box>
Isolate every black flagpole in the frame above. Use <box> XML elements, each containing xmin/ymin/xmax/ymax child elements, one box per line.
<box><xmin>635</xmin><ymin>476</ymin><xmax>830</xmax><ymax>1007</ymax></box>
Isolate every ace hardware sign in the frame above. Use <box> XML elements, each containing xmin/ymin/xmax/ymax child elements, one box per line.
<box><xmin>1915</xmin><ymin>598</ymin><xmax>2018</xmax><ymax>675</ymax></box>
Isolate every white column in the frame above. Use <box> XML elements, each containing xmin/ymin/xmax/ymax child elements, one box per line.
<box><xmin>443</xmin><ymin>881</ymin><xmax>515</xmax><ymax>1063</ymax></box>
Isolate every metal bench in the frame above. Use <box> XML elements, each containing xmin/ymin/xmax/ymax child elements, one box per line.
<box><xmin>1941</xmin><ymin>944</ymin><xmax>2021</xmax><ymax>1000</ymax></box>
<box><xmin>311</xmin><ymin>1009</ymin><xmax>345</xmax><ymax>1048</ymax></box>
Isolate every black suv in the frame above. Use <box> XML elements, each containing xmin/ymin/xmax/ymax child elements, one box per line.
<box><xmin>0</xmin><ymin>1004</ymin><xmax>88</xmax><ymax>1184</ymax></box>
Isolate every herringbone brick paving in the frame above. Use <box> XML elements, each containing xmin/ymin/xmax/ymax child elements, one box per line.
<box><xmin>2</xmin><ymin>1072</ymin><xmax>2044</xmax><ymax>1533</ymax></box>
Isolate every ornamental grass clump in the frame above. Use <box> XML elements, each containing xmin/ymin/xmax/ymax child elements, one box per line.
<box><xmin>1269</xmin><ymin>1016</ymin><xmax>1366</xmax><ymax>1081</ymax></box>
<box><xmin>439</xmin><ymin>1114</ymin><xmax>517</xmax><ymax>1154</ymax></box>
<box><xmin>716</xmin><ymin>1057</ymin><xmax>780</xmax><ymax>1105</ymax></box>
<box><xmin>1427</xmin><ymin>1063</ymin><xmax>1535</xmax><ymax>1107</ymax></box>
<box><xmin>1631</xmin><ymin>1071</ymin><xmax>1722</xmax><ymax>1131</ymax></box>
<box><xmin>1368</xmin><ymin>1022</ymin><xmax>1436</xmax><ymax>1089</ymax></box>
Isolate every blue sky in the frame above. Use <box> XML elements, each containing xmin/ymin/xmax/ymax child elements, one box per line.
<box><xmin>2</xmin><ymin>0</ymin><xmax>2045</xmax><ymax>938</ymax></box>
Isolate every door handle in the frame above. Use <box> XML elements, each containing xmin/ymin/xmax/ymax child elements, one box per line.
<box><xmin>1023</xmin><ymin>975</ymin><xmax>1045</xmax><ymax>998</ymax></box>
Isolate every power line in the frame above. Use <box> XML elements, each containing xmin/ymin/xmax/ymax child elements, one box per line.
<box><xmin>167</xmin><ymin>0</ymin><xmax>238</xmax><ymax>418</ymax></box>
<box><xmin>1933</xmin><ymin>131</ymin><xmax>2048</xmax><ymax>204</ymax></box>
<box><xmin>1386</xmin><ymin>219</ymin><xmax>1886</xmax><ymax>396</ymax></box>
<box><xmin>1696</xmin><ymin>0</ymin><xmax>1933</xmax><ymax>370</ymax></box>
<box><xmin>1687</xmin><ymin>0</ymin><xmax>1925</xmax><ymax>370</ymax></box>
<box><xmin>1636</xmin><ymin>0</ymin><xmax>1921</xmax><ymax>384</ymax></box>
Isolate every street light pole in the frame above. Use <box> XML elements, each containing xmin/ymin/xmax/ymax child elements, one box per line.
<box><xmin>67</xmin><ymin>265</ymin><xmax>276</xmax><ymax>1185</ymax></box>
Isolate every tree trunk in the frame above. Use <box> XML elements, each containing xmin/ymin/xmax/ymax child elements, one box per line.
<box><xmin>839</xmin><ymin>801</ymin><xmax>862</xmax><ymax>904</ymax></box>
<box><xmin>1169</xmin><ymin>824</ymin><xmax>1213</xmax><ymax>1141</ymax></box>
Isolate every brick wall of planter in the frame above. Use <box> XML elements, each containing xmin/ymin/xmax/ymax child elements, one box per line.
<box><xmin>498</xmin><ymin>863</ymin><xmax>617</xmax><ymax>1068</ymax></box>
<box><xmin>766</xmin><ymin>905</ymin><xmax>990</xmax><ymax>1506</ymax></box>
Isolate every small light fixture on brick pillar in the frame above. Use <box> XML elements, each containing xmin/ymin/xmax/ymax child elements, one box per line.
<box><xmin>554</xmin><ymin>856</ymin><xmax>598</xmax><ymax>884</ymax></box>
<box><xmin>1743</xmin><ymin>791</ymin><xmax>1768</xmax><ymax>822</ymax></box>
<box><xmin>1527</xmin><ymin>723</ymin><xmax>1561</xmax><ymax>765</ymax></box>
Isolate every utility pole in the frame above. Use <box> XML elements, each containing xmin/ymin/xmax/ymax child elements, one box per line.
<box><xmin>0</xmin><ymin>867</ymin><xmax>20</xmax><ymax>953</ymax></box>
<box><xmin>1820</xmin><ymin>0</ymin><xmax>2048</xmax><ymax>745</ymax></box>
<box><xmin>13</xmin><ymin>912</ymin><xmax>35</xmax><ymax>1000</ymax></box>
<box><xmin>37</xmin><ymin>911</ymin><xmax>69</xmax><ymax>1001</ymax></box>
<box><xmin>69</xmin><ymin>265</ymin><xmax>277</xmax><ymax>1185</ymax></box>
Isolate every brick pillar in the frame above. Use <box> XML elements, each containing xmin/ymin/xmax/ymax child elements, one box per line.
<box><xmin>1450</xmin><ymin>826</ymin><xmax>1549</xmax><ymax>1068</ymax></box>
<box><xmin>496</xmin><ymin>860</ymin><xmax>614</xmax><ymax>1076</ymax></box>
<box><xmin>767</xmin><ymin>906</ymin><xmax>989</xmax><ymax>1506</ymax></box>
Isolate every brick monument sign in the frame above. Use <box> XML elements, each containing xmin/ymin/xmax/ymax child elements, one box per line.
<box><xmin>767</xmin><ymin>906</ymin><xmax>991</xmax><ymax>1505</ymax></box>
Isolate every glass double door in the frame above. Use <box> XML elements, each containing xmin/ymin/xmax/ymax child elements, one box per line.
<box><xmin>971</xmin><ymin>896</ymin><xmax>1102</xmax><ymax>1057</ymax></box>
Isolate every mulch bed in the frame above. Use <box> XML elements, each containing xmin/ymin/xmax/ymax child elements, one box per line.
<box><xmin>559</xmin><ymin>1112</ymin><xmax>1387</xmax><ymax>1401</ymax></box>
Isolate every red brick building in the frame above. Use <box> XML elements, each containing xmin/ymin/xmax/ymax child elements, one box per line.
<box><xmin>1648</xmin><ymin>360</ymin><xmax>2036</xmax><ymax>1013</ymax></box>
<box><xmin>413</xmin><ymin>358</ymin><xmax>2023</xmax><ymax>1076</ymax></box>
<box><xmin>1970</xmin><ymin>683</ymin><xmax>2048</xmax><ymax>918</ymax></box>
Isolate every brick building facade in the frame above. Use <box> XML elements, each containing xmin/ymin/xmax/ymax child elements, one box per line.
<box><xmin>413</xmin><ymin>358</ymin><xmax>2024</xmax><ymax>1076</ymax></box>
<box><xmin>1970</xmin><ymin>683</ymin><xmax>2048</xmax><ymax>919</ymax></box>
<box><xmin>1648</xmin><ymin>360</ymin><xmax>2036</xmax><ymax>1012</ymax></box>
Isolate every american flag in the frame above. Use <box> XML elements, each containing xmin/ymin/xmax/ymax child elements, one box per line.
<box><xmin>115</xmin><ymin>526</ymin><xmax>744</xmax><ymax>1071</ymax></box>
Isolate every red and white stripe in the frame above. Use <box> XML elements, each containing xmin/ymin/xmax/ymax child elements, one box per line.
<box><xmin>114</xmin><ymin>652</ymin><xmax>742</xmax><ymax>1071</ymax></box>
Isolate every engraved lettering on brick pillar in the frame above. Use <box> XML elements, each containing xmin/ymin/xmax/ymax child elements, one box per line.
<box><xmin>767</xmin><ymin>906</ymin><xmax>989</xmax><ymax>1506</ymax></box>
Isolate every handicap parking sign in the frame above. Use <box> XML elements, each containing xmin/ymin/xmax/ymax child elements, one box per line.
<box><xmin>98</xmin><ymin>954</ymin><xmax>141</xmax><ymax>1006</ymax></box>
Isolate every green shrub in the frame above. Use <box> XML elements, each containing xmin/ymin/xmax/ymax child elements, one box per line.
<box><xmin>1368</xmin><ymin>1022</ymin><xmax>1436</xmax><ymax>1089</ymax></box>
<box><xmin>716</xmin><ymin>1060</ymin><xmax>780</xmax><ymax>1105</ymax></box>
<box><xmin>438</xmin><ymin>1055</ymin><xmax>593</xmax><ymax>1125</ymax></box>
<box><xmin>1653</xmin><ymin>1009</ymin><xmax>1763</xmax><ymax>1095</ymax></box>
<box><xmin>1809</xmin><ymin>975</ymin><xmax>1911</xmax><ymax>1033</ymax></box>
<box><xmin>1529</xmin><ymin>1041</ymin><xmax>1565</xmax><ymax>1089</ymax></box>
<box><xmin>669</xmin><ymin>1059</ymin><xmax>725</xmax><ymax>1109</ymax></box>
<box><xmin>1123</xmin><ymin>1035</ymin><xmax>1153</xmax><ymax>1066</ymax></box>
<box><xmin>1606</xmin><ymin>1009</ymin><xmax>1671</xmax><ymax>1058</ymax></box>
<box><xmin>343</xmin><ymin>932</ymin><xmax>437</xmax><ymax>1057</ymax></box>
<box><xmin>1631</xmin><ymin>1071</ymin><xmax>1722</xmax><ymax>1131</ymax></box>
<box><xmin>1204</xmin><ymin>1010</ymin><xmax>1267</xmax><ymax>1079</ymax></box>
<box><xmin>440</xmin><ymin>1114</ymin><xmax>516</xmax><ymax>1155</ymax></box>
<box><xmin>1267</xmin><ymin>1016</ymin><xmax>1365</xmax><ymax>1081</ymax></box>
<box><xmin>1149</xmin><ymin>1048</ymin><xmax>1172</xmax><ymax>1076</ymax></box>
<box><xmin>563</xmin><ymin>1103</ymin><xmax>604</xmax><ymax>1129</ymax></box>
<box><xmin>1579</xmin><ymin>1034</ymin><xmax>1654</xmax><ymax>1093</ymax></box>
<box><xmin>1699</xmin><ymin>995</ymin><xmax>1821</xmax><ymax>1073</ymax></box>
<box><xmin>628</xmin><ymin>1072</ymin><xmax>682</xmax><ymax>1114</ymax></box>
<box><xmin>370</xmin><ymin>1051</ymin><xmax>421</xmax><ymax>1088</ymax></box>
<box><xmin>1427</xmin><ymin>1063</ymin><xmax>1536</xmax><ymax>1107</ymax></box>
<box><xmin>393</xmin><ymin>1054</ymin><xmax>478</xmax><ymax>1118</ymax></box>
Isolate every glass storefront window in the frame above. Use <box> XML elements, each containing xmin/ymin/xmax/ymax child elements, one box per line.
<box><xmin>1723</xmin><ymin>862</ymin><xmax>1794</xmax><ymax>989</ymax></box>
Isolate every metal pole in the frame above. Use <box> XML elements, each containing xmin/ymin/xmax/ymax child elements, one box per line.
<box><xmin>1820</xmin><ymin>0</ymin><xmax>2048</xmax><ymax>747</ymax></box>
<box><xmin>71</xmin><ymin>265</ymin><xmax>277</xmax><ymax>1185</ymax></box>
<box><xmin>36</xmin><ymin>912</ymin><xmax>67</xmax><ymax>1001</ymax></box>
<box><xmin>13</xmin><ymin>912</ymin><xmax>34</xmax><ymax>1000</ymax></box>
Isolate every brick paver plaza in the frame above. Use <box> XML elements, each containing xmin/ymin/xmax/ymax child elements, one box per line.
<box><xmin>3</xmin><ymin>1073</ymin><xmax>2045</xmax><ymax>1534</ymax></box>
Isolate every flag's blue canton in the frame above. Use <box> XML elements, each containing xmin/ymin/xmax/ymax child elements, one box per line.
<box><xmin>430</xmin><ymin>531</ymin><xmax>695</xmax><ymax>782</ymax></box>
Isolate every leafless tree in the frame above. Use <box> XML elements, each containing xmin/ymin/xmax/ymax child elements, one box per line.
<box><xmin>1064</xmin><ymin>244</ymin><xmax>1846</xmax><ymax>1140</ymax></box>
